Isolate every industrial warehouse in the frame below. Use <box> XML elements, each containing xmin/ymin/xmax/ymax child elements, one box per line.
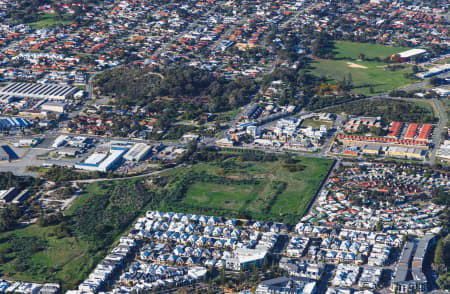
<box><xmin>123</xmin><ymin>143</ymin><xmax>152</xmax><ymax>162</ymax></box>
<box><xmin>0</xmin><ymin>117</ymin><xmax>32</xmax><ymax>131</ymax></box>
<box><xmin>0</xmin><ymin>82</ymin><xmax>79</xmax><ymax>100</ymax></box>
<box><xmin>74</xmin><ymin>145</ymin><xmax>129</xmax><ymax>172</ymax></box>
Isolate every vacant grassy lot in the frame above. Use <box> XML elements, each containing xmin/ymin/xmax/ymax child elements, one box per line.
<box><xmin>441</xmin><ymin>98</ymin><xmax>450</xmax><ymax>127</ymax></box>
<box><xmin>0</xmin><ymin>179</ymin><xmax>149</xmax><ymax>291</ymax></box>
<box><xmin>185</xmin><ymin>182</ymin><xmax>264</xmax><ymax>211</ymax></box>
<box><xmin>0</xmin><ymin>225</ymin><xmax>100</xmax><ymax>290</ymax></box>
<box><xmin>310</xmin><ymin>59</ymin><xmax>413</xmax><ymax>95</ymax></box>
<box><xmin>301</xmin><ymin>119</ymin><xmax>333</xmax><ymax>129</ymax></box>
<box><xmin>166</xmin><ymin>154</ymin><xmax>334</xmax><ymax>222</ymax></box>
<box><xmin>333</xmin><ymin>41</ymin><xmax>410</xmax><ymax>60</ymax></box>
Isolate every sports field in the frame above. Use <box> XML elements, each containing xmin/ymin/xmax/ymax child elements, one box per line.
<box><xmin>333</xmin><ymin>41</ymin><xmax>410</xmax><ymax>59</ymax></box>
<box><xmin>310</xmin><ymin>41</ymin><xmax>417</xmax><ymax>95</ymax></box>
<box><xmin>311</xmin><ymin>59</ymin><xmax>413</xmax><ymax>95</ymax></box>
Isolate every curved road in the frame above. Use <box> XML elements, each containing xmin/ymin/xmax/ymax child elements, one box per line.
<box><xmin>70</xmin><ymin>164</ymin><xmax>184</xmax><ymax>184</ymax></box>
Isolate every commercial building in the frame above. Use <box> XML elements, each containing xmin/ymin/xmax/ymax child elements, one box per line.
<box><xmin>337</xmin><ymin>134</ymin><xmax>428</xmax><ymax>148</ymax></box>
<box><xmin>0</xmin><ymin>82</ymin><xmax>78</xmax><ymax>100</ymax></box>
<box><xmin>247</xmin><ymin>125</ymin><xmax>260</xmax><ymax>138</ymax></box>
<box><xmin>0</xmin><ymin>117</ymin><xmax>32</xmax><ymax>130</ymax></box>
<box><xmin>225</xmin><ymin>248</ymin><xmax>267</xmax><ymax>271</ymax></box>
<box><xmin>41</xmin><ymin>101</ymin><xmax>68</xmax><ymax>113</ymax></box>
<box><xmin>56</xmin><ymin>147</ymin><xmax>82</xmax><ymax>157</ymax></box>
<box><xmin>256</xmin><ymin>277</ymin><xmax>316</xmax><ymax>294</ymax></box>
<box><xmin>18</xmin><ymin>138</ymin><xmax>40</xmax><ymax>147</ymax></box>
<box><xmin>392</xmin><ymin>49</ymin><xmax>426</xmax><ymax>62</ymax></box>
<box><xmin>432</xmin><ymin>88</ymin><xmax>450</xmax><ymax>97</ymax></box>
<box><xmin>75</xmin><ymin>146</ymin><xmax>128</xmax><ymax>172</ymax></box>
<box><xmin>416</xmin><ymin>64</ymin><xmax>450</xmax><ymax>79</ymax></box>
<box><xmin>123</xmin><ymin>143</ymin><xmax>151</xmax><ymax>161</ymax></box>
<box><xmin>52</xmin><ymin>135</ymin><xmax>68</xmax><ymax>148</ymax></box>
<box><xmin>437</xmin><ymin>140</ymin><xmax>450</xmax><ymax>160</ymax></box>
<box><xmin>386</xmin><ymin>146</ymin><xmax>426</xmax><ymax>160</ymax></box>
<box><xmin>362</xmin><ymin>145</ymin><xmax>381</xmax><ymax>155</ymax></box>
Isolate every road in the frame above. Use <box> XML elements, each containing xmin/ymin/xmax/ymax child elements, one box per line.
<box><xmin>69</xmin><ymin>164</ymin><xmax>184</xmax><ymax>184</ymax></box>
<box><xmin>87</xmin><ymin>71</ymin><xmax>102</xmax><ymax>100</ymax></box>
<box><xmin>320</xmin><ymin>115</ymin><xmax>346</xmax><ymax>156</ymax></box>
<box><xmin>428</xmin><ymin>99</ymin><xmax>447</xmax><ymax>164</ymax></box>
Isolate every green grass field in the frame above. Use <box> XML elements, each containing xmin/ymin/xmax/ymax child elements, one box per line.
<box><xmin>185</xmin><ymin>182</ymin><xmax>264</xmax><ymax>211</ymax></box>
<box><xmin>310</xmin><ymin>59</ymin><xmax>414</xmax><ymax>95</ymax></box>
<box><xmin>301</xmin><ymin>119</ymin><xmax>333</xmax><ymax>129</ymax></box>
<box><xmin>309</xmin><ymin>41</ymin><xmax>418</xmax><ymax>95</ymax></box>
<box><xmin>333</xmin><ymin>41</ymin><xmax>410</xmax><ymax>59</ymax></box>
<box><xmin>173</xmin><ymin>154</ymin><xmax>334</xmax><ymax>221</ymax></box>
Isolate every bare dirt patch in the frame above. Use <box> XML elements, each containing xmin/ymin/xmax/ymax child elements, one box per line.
<box><xmin>346</xmin><ymin>62</ymin><xmax>368</xmax><ymax>69</ymax></box>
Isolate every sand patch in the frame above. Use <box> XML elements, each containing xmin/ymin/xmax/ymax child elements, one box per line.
<box><xmin>347</xmin><ymin>62</ymin><xmax>368</xmax><ymax>69</ymax></box>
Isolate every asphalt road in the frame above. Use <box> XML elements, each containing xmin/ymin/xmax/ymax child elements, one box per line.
<box><xmin>69</xmin><ymin>164</ymin><xmax>184</xmax><ymax>184</ymax></box>
<box><xmin>428</xmin><ymin>99</ymin><xmax>448</xmax><ymax>164</ymax></box>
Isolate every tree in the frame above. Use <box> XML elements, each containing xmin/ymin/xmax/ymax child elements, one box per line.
<box><xmin>434</xmin><ymin>235</ymin><xmax>450</xmax><ymax>273</ymax></box>
<box><xmin>375</xmin><ymin>221</ymin><xmax>384</xmax><ymax>232</ymax></box>
<box><xmin>429</xmin><ymin>77</ymin><xmax>442</xmax><ymax>87</ymax></box>
<box><xmin>347</xmin><ymin>73</ymin><xmax>353</xmax><ymax>88</ymax></box>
